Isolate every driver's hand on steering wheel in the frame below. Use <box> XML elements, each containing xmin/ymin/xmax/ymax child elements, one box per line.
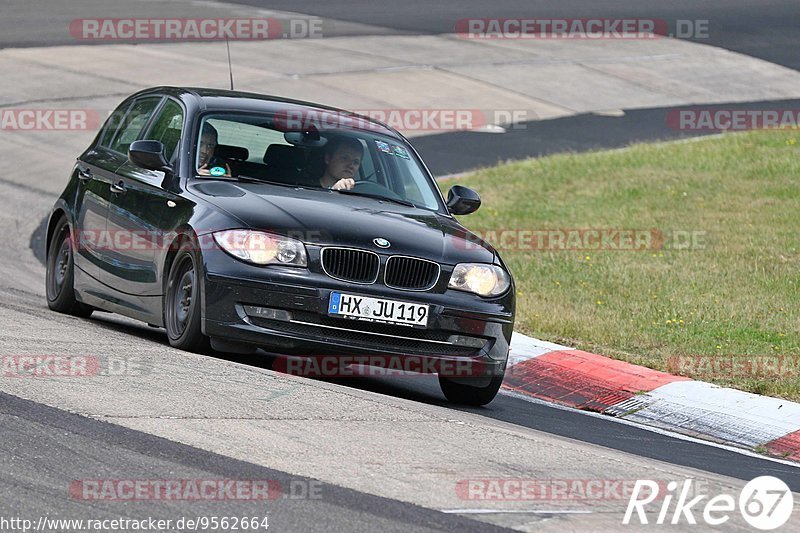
<box><xmin>331</xmin><ymin>178</ymin><xmax>355</xmax><ymax>190</ymax></box>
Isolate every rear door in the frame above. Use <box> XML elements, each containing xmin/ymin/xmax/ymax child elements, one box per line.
<box><xmin>72</xmin><ymin>149</ymin><xmax>121</xmax><ymax>283</ymax></box>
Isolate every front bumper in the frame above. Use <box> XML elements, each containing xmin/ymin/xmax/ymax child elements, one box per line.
<box><xmin>200</xmin><ymin>252</ymin><xmax>514</xmax><ymax>380</ymax></box>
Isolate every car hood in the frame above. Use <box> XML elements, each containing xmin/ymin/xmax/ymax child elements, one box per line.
<box><xmin>188</xmin><ymin>180</ymin><xmax>496</xmax><ymax>264</ymax></box>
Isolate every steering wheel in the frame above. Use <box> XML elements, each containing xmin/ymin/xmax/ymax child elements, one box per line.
<box><xmin>351</xmin><ymin>179</ymin><xmax>404</xmax><ymax>200</ymax></box>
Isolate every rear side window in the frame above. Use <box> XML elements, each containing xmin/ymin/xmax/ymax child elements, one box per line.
<box><xmin>104</xmin><ymin>96</ymin><xmax>162</xmax><ymax>154</ymax></box>
<box><xmin>98</xmin><ymin>101</ymin><xmax>130</xmax><ymax>148</ymax></box>
<box><xmin>145</xmin><ymin>100</ymin><xmax>184</xmax><ymax>163</ymax></box>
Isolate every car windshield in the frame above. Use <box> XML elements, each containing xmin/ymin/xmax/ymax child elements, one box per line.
<box><xmin>194</xmin><ymin>111</ymin><xmax>444</xmax><ymax>211</ymax></box>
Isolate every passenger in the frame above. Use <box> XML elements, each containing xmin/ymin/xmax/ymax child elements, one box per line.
<box><xmin>320</xmin><ymin>137</ymin><xmax>362</xmax><ymax>190</ymax></box>
<box><xmin>197</xmin><ymin>123</ymin><xmax>232</xmax><ymax>177</ymax></box>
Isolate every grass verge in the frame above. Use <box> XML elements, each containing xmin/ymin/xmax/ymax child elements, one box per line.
<box><xmin>449</xmin><ymin>130</ymin><xmax>800</xmax><ymax>399</ymax></box>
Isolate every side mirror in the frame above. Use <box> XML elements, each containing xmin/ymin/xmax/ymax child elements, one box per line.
<box><xmin>446</xmin><ymin>185</ymin><xmax>481</xmax><ymax>215</ymax></box>
<box><xmin>129</xmin><ymin>140</ymin><xmax>172</xmax><ymax>173</ymax></box>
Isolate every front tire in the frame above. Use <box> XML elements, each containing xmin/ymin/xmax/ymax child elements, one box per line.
<box><xmin>45</xmin><ymin>216</ymin><xmax>93</xmax><ymax>318</ymax></box>
<box><xmin>164</xmin><ymin>240</ymin><xmax>209</xmax><ymax>352</ymax></box>
<box><xmin>439</xmin><ymin>374</ymin><xmax>504</xmax><ymax>406</ymax></box>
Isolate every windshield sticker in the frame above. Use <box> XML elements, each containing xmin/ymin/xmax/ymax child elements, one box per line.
<box><xmin>375</xmin><ymin>140</ymin><xmax>391</xmax><ymax>153</ymax></box>
<box><xmin>392</xmin><ymin>145</ymin><xmax>410</xmax><ymax>159</ymax></box>
<box><xmin>209</xmin><ymin>166</ymin><xmax>227</xmax><ymax>176</ymax></box>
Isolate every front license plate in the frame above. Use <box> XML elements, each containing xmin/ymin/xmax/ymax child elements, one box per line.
<box><xmin>328</xmin><ymin>292</ymin><xmax>429</xmax><ymax>328</ymax></box>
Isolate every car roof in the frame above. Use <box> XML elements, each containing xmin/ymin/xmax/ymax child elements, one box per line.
<box><xmin>132</xmin><ymin>86</ymin><xmax>398</xmax><ymax>137</ymax></box>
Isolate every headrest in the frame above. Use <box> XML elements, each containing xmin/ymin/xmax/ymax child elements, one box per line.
<box><xmin>215</xmin><ymin>144</ymin><xmax>249</xmax><ymax>161</ymax></box>
<box><xmin>263</xmin><ymin>144</ymin><xmax>306</xmax><ymax>167</ymax></box>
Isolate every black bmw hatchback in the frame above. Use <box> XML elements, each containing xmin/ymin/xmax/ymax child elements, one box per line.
<box><xmin>45</xmin><ymin>87</ymin><xmax>515</xmax><ymax>405</ymax></box>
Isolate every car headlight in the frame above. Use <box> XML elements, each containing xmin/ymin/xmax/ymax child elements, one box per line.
<box><xmin>448</xmin><ymin>263</ymin><xmax>510</xmax><ymax>297</ymax></box>
<box><xmin>212</xmin><ymin>230</ymin><xmax>307</xmax><ymax>267</ymax></box>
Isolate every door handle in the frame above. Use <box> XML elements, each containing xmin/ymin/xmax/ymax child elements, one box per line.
<box><xmin>77</xmin><ymin>167</ymin><xmax>93</xmax><ymax>181</ymax></box>
<box><xmin>110</xmin><ymin>181</ymin><xmax>126</xmax><ymax>194</ymax></box>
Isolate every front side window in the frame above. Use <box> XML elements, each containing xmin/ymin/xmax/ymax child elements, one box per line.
<box><xmin>194</xmin><ymin>112</ymin><xmax>444</xmax><ymax>211</ymax></box>
<box><xmin>105</xmin><ymin>97</ymin><xmax>162</xmax><ymax>155</ymax></box>
<box><xmin>145</xmin><ymin>100</ymin><xmax>184</xmax><ymax>163</ymax></box>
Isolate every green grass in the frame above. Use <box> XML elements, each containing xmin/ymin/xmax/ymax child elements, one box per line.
<box><xmin>448</xmin><ymin>130</ymin><xmax>800</xmax><ymax>399</ymax></box>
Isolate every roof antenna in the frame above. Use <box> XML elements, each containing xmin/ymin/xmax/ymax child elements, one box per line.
<box><xmin>225</xmin><ymin>38</ymin><xmax>235</xmax><ymax>90</ymax></box>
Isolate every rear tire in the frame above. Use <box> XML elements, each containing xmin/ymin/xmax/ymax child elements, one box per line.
<box><xmin>439</xmin><ymin>374</ymin><xmax>504</xmax><ymax>406</ymax></box>
<box><xmin>164</xmin><ymin>239</ymin><xmax>209</xmax><ymax>352</ymax></box>
<box><xmin>45</xmin><ymin>216</ymin><xmax>93</xmax><ymax>318</ymax></box>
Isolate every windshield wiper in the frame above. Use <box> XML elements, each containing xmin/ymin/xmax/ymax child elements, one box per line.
<box><xmin>335</xmin><ymin>189</ymin><xmax>418</xmax><ymax>208</ymax></box>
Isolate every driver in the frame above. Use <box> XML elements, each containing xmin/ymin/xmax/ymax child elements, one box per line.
<box><xmin>320</xmin><ymin>137</ymin><xmax>362</xmax><ymax>190</ymax></box>
<box><xmin>197</xmin><ymin>123</ymin><xmax>232</xmax><ymax>177</ymax></box>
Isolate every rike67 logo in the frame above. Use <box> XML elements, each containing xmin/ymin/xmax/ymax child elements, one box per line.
<box><xmin>623</xmin><ymin>476</ymin><xmax>793</xmax><ymax>529</ymax></box>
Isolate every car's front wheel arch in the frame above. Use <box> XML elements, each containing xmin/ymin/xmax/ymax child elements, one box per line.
<box><xmin>162</xmin><ymin>229</ymin><xmax>199</xmax><ymax>292</ymax></box>
<box><xmin>162</xmin><ymin>230</ymin><xmax>209</xmax><ymax>352</ymax></box>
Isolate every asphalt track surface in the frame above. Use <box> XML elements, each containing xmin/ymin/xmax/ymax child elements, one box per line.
<box><xmin>3</xmin><ymin>1</ymin><xmax>799</xmax><ymax>175</ymax></box>
<box><xmin>24</xmin><ymin>310</ymin><xmax>800</xmax><ymax>492</ymax></box>
<box><xmin>228</xmin><ymin>0</ymin><xmax>800</xmax><ymax>71</ymax></box>
<box><xmin>413</xmin><ymin>99</ymin><xmax>800</xmax><ymax>176</ymax></box>
<box><xmin>213</xmin><ymin>347</ymin><xmax>800</xmax><ymax>492</ymax></box>
<box><xmin>8</xmin><ymin>0</ymin><xmax>799</xmax><ymax>71</ymax></box>
<box><xmin>1</xmin><ymin>392</ymin><xmax>507</xmax><ymax>532</ymax></box>
<box><xmin>225</xmin><ymin>0</ymin><xmax>800</xmax><ymax>175</ymax></box>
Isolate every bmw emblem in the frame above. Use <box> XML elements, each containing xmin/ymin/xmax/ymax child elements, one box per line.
<box><xmin>373</xmin><ymin>238</ymin><xmax>391</xmax><ymax>248</ymax></box>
